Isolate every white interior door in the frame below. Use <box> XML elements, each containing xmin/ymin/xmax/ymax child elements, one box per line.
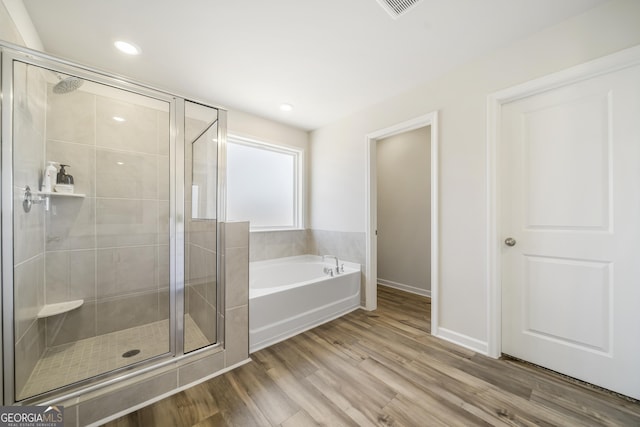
<box><xmin>500</xmin><ymin>62</ymin><xmax>640</xmax><ymax>400</ymax></box>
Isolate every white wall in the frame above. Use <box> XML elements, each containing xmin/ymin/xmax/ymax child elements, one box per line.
<box><xmin>227</xmin><ymin>109</ymin><xmax>308</xmax><ymax>151</ymax></box>
<box><xmin>0</xmin><ymin>0</ymin><xmax>42</xmax><ymax>49</ymax></box>
<box><xmin>309</xmin><ymin>0</ymin><xmax>640</xmax><ymax>349</ymax></box>
<box><xmin>0</xmin><ymin>1</ymin><xmax>24</xmax><ymax>45</ymax></box>
<box><xmin>377</xmin><ymin>126</ymin><xmax>430</xmax><ymax>294</ymax></box>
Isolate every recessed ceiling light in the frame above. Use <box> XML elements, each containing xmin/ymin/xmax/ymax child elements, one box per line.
<box><xmin>113</xmin><ymin>116</ymin><xmax>126</xmax><ymax>122</ymax></box>
<box><xmin>280</xmin><ymin>103</ymin><xmax>293</xmax><ymax>112</ymax></box>
<box><xmin>114</xmin><ymin>40</ymin><xmax>141</xmax><ymax>55</ymax></box>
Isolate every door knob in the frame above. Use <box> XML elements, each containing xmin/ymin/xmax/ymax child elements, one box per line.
<box><xmin>504</xmin><ymin>237</ymin><xmax>516</xmax><ymax>247</ymax></box>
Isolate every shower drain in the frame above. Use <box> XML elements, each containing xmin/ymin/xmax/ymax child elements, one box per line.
<box><xmin>122</xmin><ymin>349</ymin><xmax>141</xmax><ymax>358</ymax></box>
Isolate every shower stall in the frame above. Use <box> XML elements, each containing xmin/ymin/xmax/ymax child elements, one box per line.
<box><xmin>1</xmin><ymin>42</ymin><xmax>231</xmax><ymax>407</ymax></box>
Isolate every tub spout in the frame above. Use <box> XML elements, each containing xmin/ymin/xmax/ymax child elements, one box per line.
<box><xmin>322</xmin><ymin>255</ymin><xmax>339</xmax><ymax>274</ymax></box>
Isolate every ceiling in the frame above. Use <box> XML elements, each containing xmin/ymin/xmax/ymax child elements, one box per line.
<box><xmin>21</xmin><ymin>0</ymin><xmax>607</xmax><ymax>130</ymax></box>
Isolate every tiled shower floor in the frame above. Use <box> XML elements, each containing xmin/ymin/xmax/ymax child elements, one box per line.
<box><xmin>19</xmin><ymin>316</ymin><xmax>209</xmax><ymax>400</ymax></box>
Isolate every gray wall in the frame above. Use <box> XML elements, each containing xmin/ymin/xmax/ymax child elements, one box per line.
<box><xmin>377</xmin><ymin>126</ymin><xmax>431</xmax><ymax>295</ymax></box>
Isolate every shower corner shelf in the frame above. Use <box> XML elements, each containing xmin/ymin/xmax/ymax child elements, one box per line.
<box><xmin>37</xmin><ymin>299</ymin><xmax>84</xmax><ymax>318</ymax></box>
<box><xmin>38</xmin><ymin>191</ymin><xmax>85</xmax><ymax>198</ymax></box>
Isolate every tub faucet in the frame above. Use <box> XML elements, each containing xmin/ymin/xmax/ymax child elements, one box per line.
<box><xmin>323</xmin><ymin>266</ymin><xmax>334</xmax><ymax>277</ymax></box>
<box><xmin>322</xmin><ymin>255</ymin><xmax>339</xmax><ymax>274</ymax></box>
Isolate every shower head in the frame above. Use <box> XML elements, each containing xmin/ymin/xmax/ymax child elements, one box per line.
<box><xmin>53</xmin><ymin>75</ymin><xmax>84</xmax><ymax>94</ymax></box>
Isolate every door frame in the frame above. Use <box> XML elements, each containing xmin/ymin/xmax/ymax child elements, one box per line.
<box><xmin>486</xmin><ymin>44</ymin><xmax>640</xmax><ymax>358</ymax></box>
<box><xmin>365</xmin><ymin>111</ymin><xmax>439</xmax><ymax>330</ymax></box>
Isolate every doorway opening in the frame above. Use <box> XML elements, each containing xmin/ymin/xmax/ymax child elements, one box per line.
<box><xmin>365</xmin><ymin>111</ymin><xmax>439</xmax><ymax>333</ymax></box>
<box><xmin>376</xmin><ymin>126</ymin><xmax>431</xmax><ymax>297</ymax></box>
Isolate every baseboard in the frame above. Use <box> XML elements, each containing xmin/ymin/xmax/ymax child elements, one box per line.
<box><xmin>434</xmin><ymin>327</ymin><xmax>488</xmax><ymax>355</ymax></box>
<box><xmin>378</xmin><ymin>279</ymin><xmax>431</xmax><ymax>297</ymax></box>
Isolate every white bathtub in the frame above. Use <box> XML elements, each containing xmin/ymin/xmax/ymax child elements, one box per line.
<box><xmin>249</xmin><ymin>254</ymin><xmax>361</xmax><ymax>352</ymax></box>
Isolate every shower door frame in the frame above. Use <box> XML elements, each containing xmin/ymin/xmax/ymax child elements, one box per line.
<box><xmin>0</xmin><ymin>42</ymin><xmax>225</xmax><ymax>405</ymax></box>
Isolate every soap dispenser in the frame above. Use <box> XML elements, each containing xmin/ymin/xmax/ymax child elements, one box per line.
<box><xmin>55</xmin><ymin>164</ymin><xmax>74</xmax><ymax>194</ymax></box>
<box><xmin>56</xmin><ymin>164</ymin><xmax>74</xmax><ymax>185</ymax></box>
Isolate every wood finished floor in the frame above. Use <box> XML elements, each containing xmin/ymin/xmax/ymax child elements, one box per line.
<box><xmin>105</xmin><ymin>287</ymin><xmax>640</xmax><ymax>426</ymax></box>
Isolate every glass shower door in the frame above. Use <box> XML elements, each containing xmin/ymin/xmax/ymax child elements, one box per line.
<box><xmin>9</xmin><ymin>59</ymin><xmax>173</xmax><ymax>400</ymax></box>
<box><xmin>184</xmin><ymin>101</ymin><xmax>219</xmax><ymax>353</ymax></box>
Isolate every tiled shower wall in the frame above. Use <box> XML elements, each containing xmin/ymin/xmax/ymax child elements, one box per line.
<box><xmin>62</xmin><ymin>221</ymin><xmax>250</xmax><ymax>427</ymax></box>
<box><xmin>43</xmin><ymin>86</ymin><xmax>170</xmax><ymax>347</ymax></box>
<box><xmin>13</xmin><ymin>62</ymin><xmax>47</xmax><ymax>397</ymax></box>
<box><xmin>186</xmin><ymin>219</ymin><xmax>218</xmax><ymax>344</ymax></box>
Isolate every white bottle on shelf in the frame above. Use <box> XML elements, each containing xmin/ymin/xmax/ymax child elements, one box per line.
<box><xmin>43</xmin><ymin>161</ymin><xmax>57</xmax><ymax>193</ymax></box>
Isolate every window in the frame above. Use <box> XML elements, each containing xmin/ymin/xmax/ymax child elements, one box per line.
<box><xmin>226</xmin><ymin>135</ymin><xmax>303</xmax><ymax>230</ymax></box>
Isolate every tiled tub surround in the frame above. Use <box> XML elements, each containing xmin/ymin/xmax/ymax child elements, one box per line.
<box><xmin>249</xmin><ymin>229</ymin><xmax>367</xmax><ymax>305</ymax></box>
<box><xmin>42</xmin><ymin>221</ymin><xmax>250</xmax><ymax>427</ymax></box>
<box><xmin>307</xmin><ymin>229</ymin><xmax>366</xmax><ymax>266</ymax></box>
<box><xmin>249</xmin><ymin>229</ymin><xmax>307</xmax><ymax>261</ymax></box>
<box><xmin>249</xmin><ymin>229</ymin><xmax>365</xmax><ymax>265</ymax></box>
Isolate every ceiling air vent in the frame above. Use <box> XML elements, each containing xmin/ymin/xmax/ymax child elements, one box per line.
<box><xmin>376</xmin><ymin>0</ymin><xmax>423</xmax><ymax>19</ymax></box>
